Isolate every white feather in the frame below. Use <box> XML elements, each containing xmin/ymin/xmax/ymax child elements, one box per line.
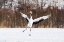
<box><xmin>33</xmin><ymin>14</ymin><xmax>51</xmax><ymax>22</ymax></box>
<box><xmin>20</xmin><ymin>12</ymin><xmax>29</xmax><ymax>21</ymax></box>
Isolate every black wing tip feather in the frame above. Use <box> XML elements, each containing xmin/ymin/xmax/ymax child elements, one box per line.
<box><xmin>33</xmin><ymin>19</ymin><xmax>44</xmax><ymax>24</ymax></box>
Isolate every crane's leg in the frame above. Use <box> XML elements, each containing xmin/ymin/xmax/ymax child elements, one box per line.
<box><xmin>22</xmin><ymin>26</ymin><xmax>28</xmax><ymax>32</ymax></box>
<box><xmin>22</xmin><ymin>28</ymin><xmax>27</xmax><ymax>32</ymax></box>
<box><xmin>29</xmin><ymin>27</ymin><xmax>31</xmax><ymax>36</ymax></box>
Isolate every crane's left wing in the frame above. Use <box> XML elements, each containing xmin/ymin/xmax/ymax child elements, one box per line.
<box><xmin>33</xmin><ymin>14</ymin><xmax>51</xmax><ymax>23</ymax></box>
<box><xmin>20</xmin><ymin>12</ymin><xmax>29</xmax><ymax>21</ymax></box>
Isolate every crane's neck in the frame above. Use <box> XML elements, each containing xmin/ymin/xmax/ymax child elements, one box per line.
<box><xmin>30</xmin><ymin>13</ymin><xmax>33</xmax><ymax>19</ymax></box>
<box><xmin>30</xmin><ymin>14</ymin><xmax>31</xmax><ymax>17</ymax></box>
<box><xmin>30</xmin><ymin>15</ymin><xmax>32</xmax><ymax>19</ymax></box>
<box><xmin>31</xmin><ymin>16</ymin><xmax>32</xmax><ymax>19</ymax></box>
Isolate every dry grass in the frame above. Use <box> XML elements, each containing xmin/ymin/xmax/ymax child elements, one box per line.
<box><xmin>0</xmin><ymin>5</ymin><xmax>64</xmax><ymax>28</ymax></box>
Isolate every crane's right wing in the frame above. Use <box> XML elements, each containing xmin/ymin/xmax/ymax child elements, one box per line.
<box><xmin>20</xmin><ymin>12</ymin><xmax>29</xmax><ymax>21</ymax></box>
<box><xmin>33</xmin><ymin>14</ymin><xmax>51</xmax><ymax>23</ymax></box>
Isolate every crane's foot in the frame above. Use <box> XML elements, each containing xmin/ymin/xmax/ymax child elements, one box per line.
<box><xmin>22</xmin><ymin>30</ymin><xmax>25</xmax><ymax>32</ymax></box>
<box><xmin>22</xmin><ymin>30</ymin><xmax>26</xmax><ymax>32</ymax></box>
<box><xmin>29</xmin><ymin>34</ymin><xmax>31</xmax><ymax>36</ymax></box>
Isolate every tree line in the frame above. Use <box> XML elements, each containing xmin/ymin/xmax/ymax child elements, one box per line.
<box><xmin>0</xmin><ymin>0</ymin><xmax>64</xmax><ymax>28</ymax></box>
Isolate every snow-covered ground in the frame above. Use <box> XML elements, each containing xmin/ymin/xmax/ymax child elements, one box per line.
<box><xmin>0</xmin><ymin>28</ymin><xmax>64</xmax><ymax>42</ymax></box>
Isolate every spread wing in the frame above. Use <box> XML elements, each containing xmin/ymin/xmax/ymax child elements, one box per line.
<box><xmin>33</xmin><ymin>14</ymin><xmax>51</xmax><ymax>23</ymax></box>
<box><xmin>20</xmin><ymin>12</ymin><xmax>29</xmax><ymax>21</ymax></box>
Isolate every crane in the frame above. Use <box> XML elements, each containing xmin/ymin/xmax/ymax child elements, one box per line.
<box><xmin>20</xmin><ymin>11</ymin><xmax>51</xmax><ymax>36</ymax></box>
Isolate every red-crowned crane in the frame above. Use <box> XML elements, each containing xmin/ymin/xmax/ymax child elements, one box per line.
<box><xmin>20</xmin><ymin>11</ymin><xmax>51</xmax><ymax>36</ymax></box>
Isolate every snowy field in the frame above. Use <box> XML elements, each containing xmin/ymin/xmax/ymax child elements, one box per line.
<box><xmin>0</xmin><ymin>28</ymin><xmax>64</xmax><ymax>42</ymax></box>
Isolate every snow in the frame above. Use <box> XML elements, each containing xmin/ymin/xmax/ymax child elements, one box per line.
<box><xmin>0</xmin><ymin>28</ymin><xmax>64</xmax><ymax>42</ymax></box>
<box><xmin>32</xmin><ymin>0</ymin><xmax>64</xmax><ymax>9</ymax></box>
<box><xmin>1</xmin><ymin>0</ymin><xmax>19</xmax><ymax>11</ymax></box>
<box><xmin>43</xmin><ymin>4</ymin><xmax>49</xmax><ymax>9</ymax></box>
<box><xmin>1</xmin><ymin>0</ymin><xmax>64</xmax><ymax>10</ymax></box>
<box><xmin>27</xmin><ymin>0</ymin><xmax>64</xmax><ymax>9</ymax></box>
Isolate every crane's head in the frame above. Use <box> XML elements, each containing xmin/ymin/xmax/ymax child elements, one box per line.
<box><xmin>29</xmin><ymin>11</ymin><xmax>32</xmax><ymax>16</ymax></box>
